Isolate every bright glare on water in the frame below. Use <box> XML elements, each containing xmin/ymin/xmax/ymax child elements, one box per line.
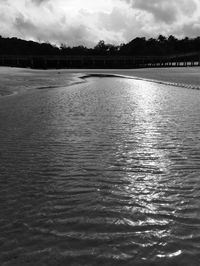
<box><xmin>0</xmin><ymin>74</ymin><xmax>200</xmax><ymax>266</ymax></box>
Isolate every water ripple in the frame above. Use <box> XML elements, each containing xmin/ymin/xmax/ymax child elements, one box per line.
<box><xmin>0</xmin><ymin>76</ymin><xmax>200</xmax><ymax>265</ymax></box>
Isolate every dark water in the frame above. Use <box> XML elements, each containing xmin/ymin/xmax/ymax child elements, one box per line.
<box><xmin>0</xmin><ymin>77</ymin><xmax>200</xmax><ymax>266</ymax></box>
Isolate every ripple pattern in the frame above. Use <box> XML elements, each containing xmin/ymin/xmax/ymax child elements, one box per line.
<box><xmin>0</xmin><ymin>77</ymin><xmax>200</xmax><ymax>265</ymax></box>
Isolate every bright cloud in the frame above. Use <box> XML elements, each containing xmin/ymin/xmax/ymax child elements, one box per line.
<box><xmin>0</xmin><ymin>0</ymin><xmax>200</xmax><ymax>47</ymax></box>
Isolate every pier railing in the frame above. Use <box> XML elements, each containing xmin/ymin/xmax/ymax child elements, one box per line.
<box><xmin>0</xmin><ymin>52</ymin><xmax>199</xmax><ymax>69</ymax></box>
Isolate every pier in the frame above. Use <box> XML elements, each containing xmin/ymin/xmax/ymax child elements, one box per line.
<box><xmin>0</xmin><ymin>52</ymin><xmax>199</xmax><ymax>69</ymax></box>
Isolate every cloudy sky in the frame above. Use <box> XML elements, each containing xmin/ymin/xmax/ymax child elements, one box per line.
<box><xmin>0</xmin><ymin>0</ymin><xmax>200</xmax><ymax>47</ymax></box>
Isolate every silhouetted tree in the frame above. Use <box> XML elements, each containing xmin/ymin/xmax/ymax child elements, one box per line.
<box><xmin>0</xmin><ymin>35</ymin><xmax>200</xmax><ymax>57</ymax></box>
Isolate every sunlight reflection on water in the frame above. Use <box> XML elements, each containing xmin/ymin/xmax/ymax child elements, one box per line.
<box><xmin>0</xmin><ymin>76</ymin><xmax>200</xmax><ymax>265</ymax></box>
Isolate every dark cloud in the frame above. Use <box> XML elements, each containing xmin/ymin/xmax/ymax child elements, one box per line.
<box><xmin>14</xmin><ymin>14</ymin><xmax>37</xmax><ymax>33</ymax></box>
<box><xmin>123</xmin><ymin>0</ymin><xmax>197</xmax><ymax>24</ymax></box>
<box><xmin>132</xmin><ymin>0</ymin><xmax>177</xmax><ymax>23</ymax></box>
<box><xmin>177</xmin><ymin>21</ymin><xmax>200</xmax><ymax>38</ymax></box>
<box><xmin>31</xmin><ymin>0</ymin><xmax>50</xmax><ymax>5</ymax></box>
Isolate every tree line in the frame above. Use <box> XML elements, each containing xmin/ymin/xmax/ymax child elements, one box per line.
<box><xmin>0</xmin><ymin>35</ymin><xmax>200</xmax><ymax>56</ymax></box>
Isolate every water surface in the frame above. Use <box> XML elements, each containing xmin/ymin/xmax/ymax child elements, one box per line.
<box><xmin>0</xmin><ymin>71</ymin><xmax>200</xmax><ymax>265</ymax></box>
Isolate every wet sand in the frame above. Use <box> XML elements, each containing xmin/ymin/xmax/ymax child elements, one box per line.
<box><xmin>0</xmin><ymin>67</ymin><xmax>82</xmax><ymax>97</ymax></box>
<box><xmin>83</xmin><ymin>67</ymin><xmax>200</xmax><ymax>90</ymax></box>
<box><xmin>0</xmin><ymin>67</ymin><xmax>200</xmax><ymax>97</ymax></box>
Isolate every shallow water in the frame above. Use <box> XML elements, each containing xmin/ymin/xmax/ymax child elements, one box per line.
<box><xmin>0</xmin><ymin>72</ymin><xmax>200</xmax><ymax>266</ymax></box>
<box><xmin>0</xmin><ymin>67</ymin><xmax>82</xmax><ymax>97</ymax></box>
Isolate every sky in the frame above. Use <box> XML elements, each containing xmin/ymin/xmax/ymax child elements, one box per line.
<box><xmin>0</xmin><ymin>0</ymin><xmax>200</xmax><ymax>47</ymax></box>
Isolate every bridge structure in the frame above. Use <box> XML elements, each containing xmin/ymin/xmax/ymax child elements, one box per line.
<box><xmin>0</xmin><ymin>52</ymin><xmax>200</xmax><ymax>69</ymax></box>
